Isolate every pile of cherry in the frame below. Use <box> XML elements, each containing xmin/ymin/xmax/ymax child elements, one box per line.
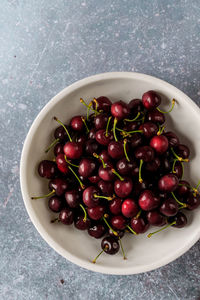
<box><xmin>32</xmin><ymin>91</ymin><xmax>200</xmax><ymax>263</ymax></box>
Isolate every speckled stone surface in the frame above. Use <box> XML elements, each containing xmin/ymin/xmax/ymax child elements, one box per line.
<box><xmin>0</xmin><ymin>0</ymin><xmax>200</xmax><ymax>299</ymax></box>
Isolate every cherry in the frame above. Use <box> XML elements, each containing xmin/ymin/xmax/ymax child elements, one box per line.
<box><xmin>98</xmin><ymin>163</ymin><xmax>115</xmax><ymax>182</ymax></box>
<box><xmin>89</xmin><ymin>175</ymin><xmax>101</xmax><ymax>184</ymax></box>
<box><xmin>186</xmin><ymin>193</ymin><xmax>200</xmax><ymax>210</ymax></box>
<box><xmin>85</xmin><ymin>140</ymin><xmax>99</xmax><ymax>155</ymax></box>
<box><xmin>70</xmin><ymin>115</ymin><xmax>84</xmax><ymax>132</ymax></box>
<box><xmin>124</xmin><ymin>121</ymin><xmax>139</xmax><ymax>132</ymax></box>
<box><xmin>130</xmin><ymin>217</ymin><xmax>149</xmax><ymax>234</ymax></box>
<box><xmin>78</xmin><ymin>158</ymin><xmax>96</xmax><ymax>178</ymax></box>
<box><xmin>142</xmin><ymin>90</ymin><xmax>161</xmax><ymax>110</ymax></box>
<box><xmin>176</xmin><ymin>180</ymin><xmax>190</xmax><ymax>198</ymax></box>
<box><xmin>159</xmin><ymin>198</ymin><xmax>179</xmax><ymax>216</ymax></box>
<box><xmin>59</xmin><ymin>208</ymin><xmax>74</xmax><ymax>225</ymax></box>
<box><xmin>108</xmin><ymin>228</ymin><xmax>125</xmax><ymax>239</ymax></box>
<box><xmin>76</xmin><ymin>135</ymin><xmax>87</xmax><ymax>146</ymax></box>
<box><xmin>150</xmin><ymin>135</ymin><xmax>169</xmax><ymax>155</ymax></box>
<box><xmin>98</xmin><ymin>180</ymin><xmax>114</xmax><ymax>196</ymax></box>
<box><xmin>87</xmin><ymin>205</ymin><xmax>105</xmax><ymax>220</ymax></box>
<box><xmin>56</xmin><ymin>154</ymin><xmax>69</xmax><ymax>174</ymax></box>
<box><xmin>82</xmin><ymin>186</ymin><xmax>100</xmax><ymax>208</ymax></box>
<box><xmin>95</xmin><ymin>129</ymin><xmax>113</xmax><ymax>146</ymax></box>
<box><xmin>88</xmin><ymin>128</ymin><xmax>96</xmax><ymax>140</ymax></box>
<box><xmin>139</xmin><ymin>122</ymin><xmax>158</xmax><ymax>138</ymax></box>
<box><xmin>111</xmin><ymin>215</ymin><xmax>126</xmax><ymax>230</ymax></box>
<box><xmin>108</xmin><ymin>141</ymin><xmax>124</xmax><ymax>160</ymax></box>
<box><xmin>147</xmin><ymin>210</ymin><xmax>166</xmax><ymax>226</ymax></box>
<box><xmin>146</xmin><ymin>157</ymin><xmax>161</xmax><ymax>172</ymax></box>
<box><xmin>160</xmin><ymin>157</ymin><xmax>171</xmax><ymax>173</ymax></box>
<box><xmin>48</xmin><ymin>196</ymin><xmax>63</xmax><ymax>212</ymax></box>
<box><xmin>109</xmin><ymin>198</ymin><xmax>123</xmax><ymax>215</ymax></box>
<box><xmin>54</xmin><ymin>143</ymin><xmax>64</xmax><ymax>156</ymax></box>
<box><xmin>147</xmin><ymin>110</ymin><xmax>165</xmax><ymax>124</ymax></box>
<box><xmin>139</xmin><ymin>190</ymin><xmax>160</xmax><ymax>211</ymax></box>
<box><xmin>94</xmin><ymin>113</ymin><xmax>108</xmax><ymax>130</ymax></box>
<box><xmin>88</xmin><ymin>224</ymin><xmax>106</xmax><ymax>238</ymax></box>
<box><xmin>135</xmin><ymin>146</ymin><xmax>155</xmax><ymax>162</ymax></box>
<box><xmin>164</xmin><ymin>132</ymin><xmax>179</xmax><ymax>147</ymax></box>
<box><xmin>130</xmin><ymin>133</ymin><xmax>143</xmax><ymax>149</ymax></box>
<box><xmin>121</xmin><ymin>198</ymin><xmax>139</xmax><ymax>218</ymax></box>
<box><xmin>65</xmin><ymin>190</ymin><xmax>80</xmax><ymax>208</ymax></box>
<box><xmin>158</xmin><ymin>174</ymin><xmax>179</xmax><ymax>192</ymax></box>
<box><xmin>74</xmin><ymin>216</ymin><xmax>91</xmax><ymax>230</ymax></box>
<box><xmin>93</xmin><ymin>96</ymin><xmax>112</xmax><ymax>112</ymax></box>
<box><xmin>38</xmin><ymin>160</ymin><xmax>57</xmax><ymax>179</ymax></box>
<box><xmin>64</xmin><ymin>141</ymin><xmax>83</xmax><ymax>160</ymax></box>
<box><xmin>132</xmin><ymin>180</ymin><xmax>149</xmax><ymax>196</ymax></box>
<box><xmin>128</xmin><ymin>99</ymin><xmax>143</xmax><ymax>113</ymax></box>
<box><xmin>116</xmin><ymin>158</ymin><xmax>136</xmax><ymax>176</ymax></box>
<box><xmin>175</xmin><ymin>144</ymin><xmax>190</xmax><ymax>159</ymax></box>
<box><xmin>168</xmin><ymin>212</ymin><xmax>187</xmax><ymax>228</ymax></box>
<box><xmin>99</xmin><ymin>150</ymin><xmax>110</xmax><ymax>163</ymax></box>
<box><xmin>49</xmin><ymin>178</ymin><xmax>68</xmax><ymax>196</ymax></box>
<box><xmin>54</xmin><ymin>125</ymin><xmax>70</xmax><ymax>142</ymax></box>
<box><xmin>101</xmin><ymin>236</ymin><xmax>119</xmax><ymax>255</ymax></box>
<box><xmin>114</xmin><ymin>177</ymin><xmax>133</xmax><ymax>198</ymax></box>
<box><xmin>173</xmin><ymin>161</ymin><xmax>183</xmax><ymax>179</ymax></box>
<box><xmin>111</xmin><ymin>101</ymin><xmax>130</xmax><ymax>120</ymax></box>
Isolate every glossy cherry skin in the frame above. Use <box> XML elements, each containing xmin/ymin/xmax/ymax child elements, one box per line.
<box><xmin>48</xmin><ymin>196</ymin><xmax>63</xmax><ymax>212</ymax></box>
<box><xmin>130</xmin><ymin>217</ymin><xmax>150</xmax><ymax>234</ymax></box>
<box><xmin>111</xmin><ymin>100</ymin><xmax>130</xmax><ymax>120</ymax></box>
<box><xmin>124</xmin><ymin>121</ymin><xmax>139</xmax><ymax>132</ymax></box>
<box><xmin>135</xmin><ymin>146</ymin><xmax>155</xmax><ymax>162</ymax></box>
<box><xmin>160</xmin><ymin>198</ymin><xmax>179</xmax><ymax>216</ymax></box>
<box><xmin>146</xmin><ymin>157</ymin><xmax>161</xmax><ymax>172</ymax></box>
<box><xmin>98</xmin><ymin>163</ymin><xmax>115</xmax><ymax>182</ymax></box>
<box><xmin>56</xmin><ymin>154</ymin><xmax>69</xmax><ymax>174</ymax></box>
<box><xmin>76</xmin><ymin>135</ymin><xmax>87</xmax><ymax>146</ymax></box>
<box><xmin>74</xmin><ymin>216</ymin><xmax>91</xmax><ymax>230</ymax></box>
<box><xmin>59</xmin><ymin>208</ymin><xmax>74</xmax><ymax>225</ymax></box>
<box><xmin>139</xmin><ymin>190</ymin><xmax>160</xmax><ymax>211</ymax></box>
<box><xmin>139</xmin><ymin>122</ymin><xmax>158</xmax><ymax>138</ymax></box>
<box><xmin>70</xmin><ymin>115</ymin><xmax>84</xmax><ymax>132</ymax></box>
<box><xmin>54</xmin><ymin>125</ymin><xmax>70</xmax><ymax>142</ymax></box>
<box><xmin>128</xmin><ymin>99</ymin><xmax>143</xmax><ymax>113</ymax></box>
<box><xmin>150</xmin><ymin>135</ymin><xmax>169</xmax><ymax>155</ymax></box>
<box><xmin>130</xmin><ymin>133</ymin><xmax>143</xmax><ymax>149</ymax></box>
<box><xmin>132</xmin><ymin>180</ymin><xmax>149</xmax><ymax>196</ymax></box>
<box><xmin>176</xmin><ymin>180</ymin><xmax>190</xmax><ymax>198</ymax></box>
<box><xmin>93</xmin><ymin>96</ymin><xmax>112</xmax><ymax>112</ymax></box>
<box><xmin>108</xmin><ymin>229</ymin><xmax>125</xmax><ymax>239</ymax></box>
<box><xmin>116</xmin><ymin>158</ymin><xmax>137</xmax><ymax>176</ymax></box>
<box><xmin>186</xmin><ymin>193</ymin><xmax>200</xmax><ymax>210</ymax></box>
<box><xmin>65</xmin><ymin>190</ymin><xmax>80</xmax><ymax>208</ymax></box>
<box><xmin>99</xmin><ymin>150</ymin><xmax>110</xmax><ymax>163</ymax></box>
<box><xmin>88</xmin><ymin>128</ymin><xmax>96</xmax><ymax>140</ymax></box>
<box><xmin>114</xmin><ymin>177</ymin><xmax>133</xmax><ymax>198</ymax></box>
<box><xmin>54</xmin><ymin>143</ymin><xmax>64</xmax><ymax>156</ymax></box>
<box><xmin>147</xmin><ymin>210</ymin><xmax>166</xmax><ymax>226</ymax></box>
<box><xmin>87</xmin><ymin>205</ymin><xmax>105</xmax><ymax>220</ymax></box>
<box><xmin>109</xmin><ymin>198</ymin><xmax>123</xmax><ymax>215</ymax></box>
<box><xmin>108</xmin><ymin>141</ymin><xmax>124</xmax><ymax>160</ymax></box>
<box><xmin>64</xmin><ymin>141</ymin><xmax>82</xmax><ymax>160</ymax></box>
<box><xmin>169</xmin><ymin>212</ymin><xmax>187</xmax><ymax>228</ymax></box>
<box><xmin>160</xmin><ymin>157</ymin><xmax>171</xmax><ymax>173</ymax></box>
<box><xmin>101</xmin><ymin>236</ymin><xmax>119</xmax><ymax>255</ymax></box>
<box><xmin>38</xmin><ymin>160</ymin><xmax>57</xmax><ymax>179</ymax></box>
<box><xmin>175</xmin><ymin>144</ymin><xmax>190</xmax><ymax>159</ymax></box>
<box><xmin>98</xmin><ymin>180</ymin><xmax>114</xmax><ymax>196</ymax></box>
<box><xmin>122</xmin><ymin>198</ymin><xmax>139</xmax><ymax>218</ymax></box>
<box><xmin>89</xmin><ymin>175</ymin><xmax>101</xmax><ymax>184</ymax></box>
<box><xmin>147</xmin><ymin>110</ymin><xmax>165</xmax><ymax>124</ymax></box>
<box><xmin>82</xmin><ymin>186</ymin><xmax>100</xmax><ymax>208</ymax></box>
<box><xmin>78</xmin><ymin>158</ymin><xmax>96</xmax><ymax>178</ymax></box>
<box><xmin>88</xmin><ymin>224</ymin><xmax>106</xmax><ymax>238</ymax></box>
<box><xmin>158</xmin><ymin>174</ymin><xmax>179</xmax><ymax>192</ymax></box>
<box><xmin>142</xmin><ymin>90</ymin><xmax>161</xmax><ymax>110</ymax></box>
<box><xmin>164</xmin><ymin>132</ymin><xmax>179</xmax><ymax>147</ymax></box>
<box><xmin>95</xmin><ymin>129</ymin><xmax>114</xmax><ymax>146</ymax></box>
<box><xmin>173</xmin><ymin>161</ymin><xmax>183</xmax><ymax>179</ymax></box>
<box><xmin>94</xmin><ymin>113</ymin><xmax>108</xmax><ymax>130</ymax></box>
<box><xmin>85</xmin><ymin>140</ymin><xmax>99</xmax><ymax>155</ymax></box>
<box><xmin>49</xmin><ymin>178</ymin><xmax>68</xmax><ymax>196</ymax></box>
<box><xmin>111</xmin><ymin>215</ymin><xmax>126</xmax><ymax>230</ymax></box>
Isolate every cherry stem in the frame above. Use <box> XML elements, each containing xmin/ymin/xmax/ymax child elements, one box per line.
<box><xmin>93</xmin><ymin>153</ymin><xmax>106</xmax><ymax>168</ymax></box>
<box><xmin>135</xmin><ymin>210</ymin><xmax>142</xmax><ymax>219</ymax></box>
<box><xmin>124</xmin><ymin>130</ymin><xmax>143</xmax><ymax>134</ymax></box>
<box><xmin>112</xmin><ymin>169</ymin><xmax>124</xmax><ymax>181</ymax></box>
<box><xmin>113</xmin><ymin>118</ymin><xmax>118</xmax><ymax>141</ymax></box>
<box><xmin>92</xmin><ymin>246</ymin><xmax>109</xmax><ymax>264</ymax></box>
<box><xmin>157</xmin><ymin>99</ymin><xmax>176</xmax><ymax>114</ymax></box>
<box><xmin>79</xmin><ymin>204</ymin><xmax>87</xmax><ymax>222</ymax></box>
<box><xmin>171</xmin><ymin>192</ymin><xmax>187</xmax><ymax>208</ymax></box>
<box><xmin>148</xmin><ymin>221</ymin><xmax>176</xmax><ymax>238</ymax></box>
<box><xmin>54</xmin><ymin>117</ymin><xmax>72</xmax><ymax>142</ymax></box>
<box><xmin>45</xmin><ymin>138</ymin><xmax>60</xmax><ymax>153</ymax></box>
<box><xmin>119</xmin><ymin>238</ymin><xmax>127</xmax><ymax>260</ymax></box>
<box><xmin>181</xmin><ymin>161</ymin><xmax>184</xmax><ymax>179</ymax></box>
<box><xmin>51</xmin><ymin>218</ymin><xmax>60</xmax><ymax>223</ymax></box>
<box><xmin>81</xmin><ymin>117</ymin><xmax>89</xmax><ymax>134</ymax></box>
<box><xmin>68</xmin><ymin>165</ymin><xmax>85</xmax><ymax>189</ymax></box>
<box><xmin>31</xmin><ymin>189</ymin><xmax>55</xmax><ymax>200</ymax></box>
<box><xmin>87</xmin><ymin>102</ymin><xmax>92</xmax><ymax>121</ymax></box>
<box><xmin>64</xmin><ymin>156</ymin><xmax>79</xmax><ymax>168</ymax></box>
<box><xmin>157</xmin><ymin>126</ymin><xmax>165</xmax><ymax>136</ymax></box>
<box><xmin>138</xmin><ymin>159</ymin><xmax>143</xmax><ymax>183</ymax></box>
<box><xmin>126</xmin><ymin>225</ymin><xmax>137</xmax><ymax>235</ymax></box>
<box><xmin>195</xmin><ymin>180</ymin><xmax>200</xmax><ymax>190</ymax></box>
<box><xmin>124</xmin><ymin>112</ymin><xmax>140</xmax><ymax>122</ymax></box>
<box><xmin>172</xmin><ymin>159</ymin><xmax>178</xmax><ymax>173</ymax></box>
<box><xmin>92</xmin><ymin>98</ymin><xmax>98</xmax><ymax>116</ymax></box>
<box><xmin>80</xmin><ymin>98</ymin><xmax>100</xmax><ymax>115</ymax></box>
<box><xmin>105</xmin><ymin>116</ymin><xmax>112</xmax><ymax>137</ymax></box>
<box><xmin>94</xmin><ymin>194</ymin><xmax>113</xmax><ymax>201</ymax></box>
<box><xmin>123</xmin><ymin>139</ymin><xmax>130</xmax><ymax>162</ymax></box>
<box><xmin>102</xmin><ymin>215</ymin><xmax>118</xmax><ymax>236</ymax></box>
<box><xmin>171</xmin><ymin>147</ymin><xmax>189</xmax><ymax>162</ymax></box>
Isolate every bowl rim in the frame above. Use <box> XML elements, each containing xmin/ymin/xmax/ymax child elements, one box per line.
<box><xmin>20</xmin><ymin>72</ymin><xmax>200</xmax><ymax>275</ymax></box>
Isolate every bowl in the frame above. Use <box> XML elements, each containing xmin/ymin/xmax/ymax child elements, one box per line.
<box><xmin>20</xmin><ymin>72</ymin><xmax>200</xmax><ymax>275</ymax></box>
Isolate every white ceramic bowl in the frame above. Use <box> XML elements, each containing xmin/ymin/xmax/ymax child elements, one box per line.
<box><xmin>20</xmin><ymin>72</ymin><xmax>200</xmax><ymax>275</ymax></box>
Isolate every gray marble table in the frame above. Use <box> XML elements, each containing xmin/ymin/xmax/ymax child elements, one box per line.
<box><xmin>0</xmin><ymin>0</ymin><xmax>200</xmax><ymax>299</ymax></box>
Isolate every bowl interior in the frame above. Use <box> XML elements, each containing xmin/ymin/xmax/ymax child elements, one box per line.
<box><xmin>21</xmin><ymin>73</ymin><xmax>200</xmax><ymax>274</ymax></box>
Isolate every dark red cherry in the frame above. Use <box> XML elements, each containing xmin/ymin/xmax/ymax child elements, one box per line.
<box><xmin>109</xmin><ymin>198</ymin><xmax>123</xmax><ymax>215</ymax></box>
<box><xmin>111</xmin><ymin>100</ymin><xmax>130</xmax><ymax>120</ymax></box>
<box><xmin>173</xmin><ymin>161</ymin><xmax>183</xmax><ymax>179</ymax></box>
<box><xmin>48</xmin><ymin>196</ymin><xmax>63</xmax><ymax>212</ymax></box>
<box><xmin>64</xmin><ymin>141</ymin><xmax>82</xmax><ymax>160</ymax></box>
<box><xmin>175</xmin><ymin>144</ymin><xmax>190</xmax><ymax>159</ymax></box>
<box><xmin>132</xmin><ymin>180</ymin><xmax>149</xmax><ymax>196</ymax></box>
<box><xmin>78</xmin><ymin>158</ymin><xmax>96</xmax><ymax>178</ymax></box>
<box><xmin>65</xmin><ymin>190</ymin><xmax>80</xmax><ymax>208</ymax></box>
<box><xmin>93</xmin><ymin>96</ymin><xmax>112</xmax><ymax>112</ymax></box>
<box><xmin>54</xmin><ymin>125</ymin><xmax>70</xmax><ymax>142</ymax></box>
<box><xmin>89</xmin><ymin>175</ymin><xmax>101</xmax><ymax>184</ymax></box>
<box><xmin>121</xmin><ymin>198</ymin><xmax>139</xmax><ymax>218</ymax></box>
<box><xmin>168</xmin><ymin>212</ymin><xmax>187</xmax><ymax>228</ymax></box>
<box><xmin>111</xmin><ymin>215</ymin><xmax>126</xmax><ymax>230</ymax></box>
<box><xmin>98</xmin><ymin>180</ymin><xmax>114</xmax><ymax>196</ymax></box>
<box><xmin>147</xmin><ymin>210</ymin><xmax>166</xmax><ymax>226</ymax></box>
<box><xmin>116</xmin><ymin>158</ymin><xmax>137</xmax><ymax>176</ymax></box>
<box><xmin>164</xmin><ymin>132</ymin><xmax>179</xmax><ymax>147</ymax></box>
<box><xmin>101</xmin><ymin>236</ymin><xmax>119</xmax><ymax>255</ymax></box>
<box><xmin>74</xmin><ymin>216</ymin><xmax>91</xmax><ymax>230</ymax></box>
<box><xmin>160</xmin><ymin>157</ymin><xmax>171</xmax><ymax>173</ymax></box>
<box><xmin>146</xmin><ymin>157</ymin><xmax>161</xmax><ymax>172</ymax></box>
<box><xmin>88</xmin><ymin>128</ymin><xmax>96</xmax><ymax>140</ymax></box>
<box><xmin>70</xmin><ymin>115</ymin><xmax>84</xmax><ymax>132</ymax></box>
<box><xmin>150</xmin><ymin>135</ymin><xmax>169</xmax><ymax>154</ymax></box>
<box><xmin>76</xmin><ymin>135</ymin><xmax>87</xmax><ymax>146</ymax></box>
<box><xmin>85</xmin><ymin>140</ymin><xmax>99</xmax><ymax>155</ymax></box>
<box><xmin>135</xmin><ymin>146</ymin><xmax>155</xmax><ymax>162</ymax></box>
<box><xmin>38</xmin><ymin>160</ymin><xmax>57</xmax><ymax>179</ymax></box>
<box><xmin>139</xmin><ymin>122</ymin><xmax>158</xmax><ymax>138</ymax></box>
<box><xmin>87</xmin><ymin>205</ymin><xmax>105</xmax><ymax>220</ymax></box>
<box><xmin>147</xmin><ymin>110</ymin><xmax>165</xmax><ymax>124</ymax></box>
<box><xmin>59</xmin><ymin>208</ymin><xmax>74</xmax><ymax>225</ymax></box>
<box><xmin>160</xmin><ymin>198</ymin><xmax>179</xmax><ymax>216</ymax></box>
<box><xmin>139</xmin><ymin>190</ymin><xmax>160</xmax><ymax>211</ymax></box>
<box><xmin>54</xmin><ymin>143</ymin><xmax>64</xmax><ymax>156</ymax></box>
<box><xmin>130</xmin><ymin>133</ymin><xmax>143</xmax><ymax>149</ymax></box>
<box><xmin>94</xmin><ymin>113</ymin><xmax>108</xmax><ymax>130</ymax></box>
<box><xmin>114</xmin><ymin>177</ymin><xmax>133</xmax><ymax>198</ymax></box>
<box><xmin>128</xmin><ymin>99</ymin><xmax>143</xmax><ymax>113</ymax></box>
<box><xmin>95</xmin><ymin>129</ymin><xmax>114</xmax><ymax>146</ymax></box>
<box><xmin>98</xmin><ymin>163</ymin><xmax>115</xmax><ymax>182</ymax></box>
<box><xmin>108</xmin><ymin>229</ymin><xmax>125</xmax><ymax>239</ymax></box>
<box><xmin>158</xmin><ymin>174</ymin><xmax>179</xmax><ymax>192</ymax></box>
<box><xmin>124</xmin><ymin>121</ymin><xmax>139</xmax><ymax>132</ymax></box>
<box><xmin>82</xmin><ymin>186</ymin><xmax>100</xmax><ymax>208</ymax></box>
<box><xmin>88</xmin><ymin>224</ymin><xmax>106</xmax><ymax>238</ymax></box>
<box><xmin>186</xmin><ymin>193</ymin><xmax>200</xmax><ymax>210</ymax></box>
<box><xmin>99</xmin><ymin>150</ymin><xmax>110</xmax><ymax>163</ymax></box>
<box><xmin>176</xmin><ymin>180</ymin><xmax>190</xmax><ymax>198</ymax></box>
<box><xmin>49</xmin><ymin>178</ymin><xmax>68</xmax><ymax>196</ymax></box>
<box><xmin>142</xmin><ymin>90</ymin><xmax>161</xmax><ymax>110</ymax></box>
<box><xmin>56</xmin><ymin>154</ymin><xmax>69</xmax><ymax>174</ymax></box>
<box><xmin>108</xmin><ymin>141</ymin><xmax>124</xmax><ymax>160</ymax></box>
<box><xmin>131</xmin><ymin>217</ymin><xmax>150</xmax><ymax>234</ymax></box>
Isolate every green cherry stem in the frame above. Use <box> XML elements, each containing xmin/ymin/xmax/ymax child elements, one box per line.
<box><xmin>113</xmin><ymin>118</ymin><xmax>118</xmax><ymax>141</ymax></box>
<box><xmin>126</xmin><ymin>225</ymin><xmax>137</xmax><ymax>235</ymax></box>
<box><xmin>123</xmin><ymin>139</ymin><xmax>130</xmax><ymax>162</ymax></box>
<box><xmin>94</xmin><ymin>194</ymin><xmax>114</xmax><ymax>201</ymax></box>
<box><xmin>172</xmin><ymin>159</ymin><xmax>178</xmax><ymax>173</ymax></box>
<box><xmin>112</xmin><ymin>169</ymin><xmax>124</xmax><ymax>181</ymax></box>
<box><xmin>157</xmin><ymin>99</ymin><xmax>176</xmax><ymax>114</ymax></box>
<box><xmin>138</xmin><ymin>159</ymin><xmax>143</xmax><ymax>183</ymax></box>
<box><xmin>87</xmin><ymin>102</ymin><xmax>92</xmax><ymax>121</ymax></box>
<box><xmin>157</xmin><ymin>125</ymin><xmax>165</xmax><ymax>136</ymax></box>
<box><xmin>81</xmin><ymin>117</ymin><xmax>89</xmax><ymax>133</ymax></box>
<box><xmin>51</xmin><ymin>217</ymin><xmax>60</xmax><ymax>223</ymax></box>
<box><xmin>171</xmin><ymin>192</ymin><xmax>187</xmax><ymax>208</ymax></box>
<box><xmin>45</xmin><ymin>138</ymin><xmax>60</xmax><ymax>153</ymax></box>
<box><xmin>102</xmin><ymin>215</ymin><xmax>118</xmax><ymax>236</ymax></box>
<box><xmin>171</xmin><ymin>147</ymin><xmax>189</xmax><ymax>162</ymax></box>
<box><xmin>148</xmin><ymin>221</ymin><xmax>176</xmax><ymax>238</ymax></box>
<box><xmin>80</xmin><ymin>98</ymin><xmax>100</xmax><ymax>115</ymax></box>
<box><xmin>119</xmin><ymin>238</ymin><xmax>127</xmax><ymax>260</ymax></box>
<box><xmin>93</xmin><ymin>153</ymin><xmax>106</xmax><ymax>168</ymax></box>
<box><xmin>92</xmin><ymin>246</ymin><xmax>109</xmax><ymax>264</ymax></box>
<box><xmin>68</xmin><ymin>165</ymin><xmax>85</xmax><ymax>189</ymax></box>
<box><xmin>64</xmin><ymin>156</ymin><xmax>79</xmax><ymax>168</ymax></box>
<box><xmin>31</xmin><ymin>189</ymin><xmax>55</xmax><ymax>200</ymax></box>
<box><xmin>105</xmin><ymin>116</ymin><xmax>112</xmax><ymax>137</ymax></box>
<box><xmin>135</xmin><ymin>210</ymin><xmax>142</xmax><ymax>219</ymax></box>
<box><xmin>54</xmin><ymin>117</ymin><xmax>72</xmax><ymax>142</ymax></box>
<box><xmin>124</xmin><ymin>112</ymin><xmax>141</xmax><ymax>122</ymax></box>
<box><xmin>79</xmin><ymin>204</ymin><xmax>87</xmax><ymax>222</ymax></box>
<box><xmin>124</xmin><ymin>130</ymin><xmax>143</xmax><ymax>135</ymax></box>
